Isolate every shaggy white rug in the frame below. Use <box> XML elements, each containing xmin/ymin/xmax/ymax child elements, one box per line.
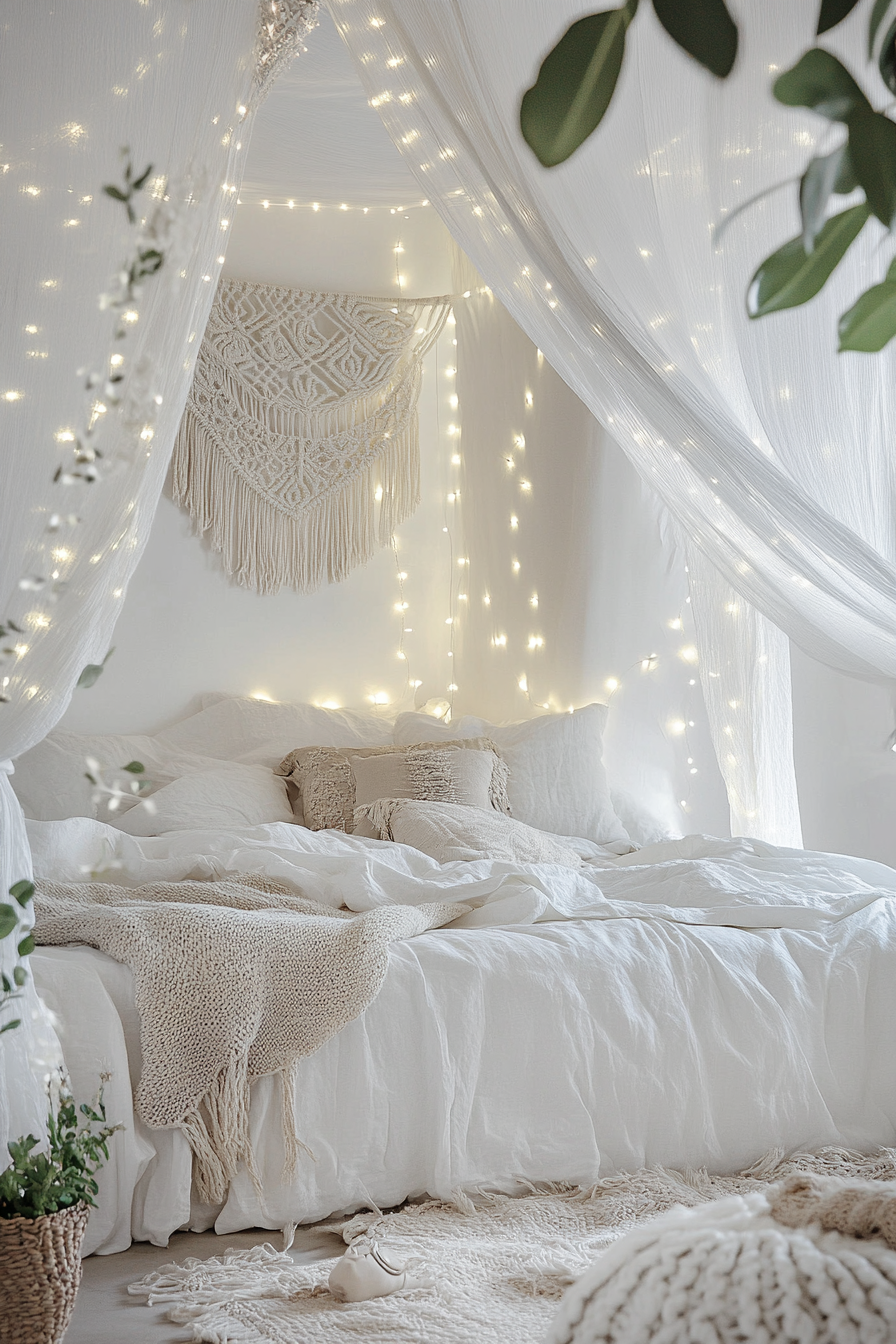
<box><xmin>129</xmin><ymin>1149</ymin><xmax>896</xmax><ymax>1344</ymax></box>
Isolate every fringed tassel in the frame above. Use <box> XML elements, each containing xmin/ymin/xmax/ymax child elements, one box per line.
<box><xmin>171</xmin><ymin>403</ymin><xmax>421</xmax><ymax>597</ymax></box>
<box><xmin>176</xmin><ymin>1055</ymin><xmax>254</xmax><ymax>1205</ymax></box>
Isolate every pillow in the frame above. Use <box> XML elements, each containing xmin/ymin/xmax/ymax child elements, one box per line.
<box><xmin>356</xmin><ymin>798</ymin><xmax>584</xmax><ymax>868</ymax></box>
<box><xmin>393</xmin><ymin>704</ymin><xmax>630</xmax><ymax>847</ymax></box>
<box><xmin>276</xmin><ymin>739</ymin><xmax>510</xmax><ymax>833</ymax></box>
<box><xmin>155</xmin><ymin>695</ymin><xmax>394</xmax><ymax>767</ymax></box>
<box><xmin>10</xmin><ymin>730</ymin><xmax>230</xmax><ymax>823</ymax></box>
<box><xmin>115</xmin><ymin>763</ymin><xmax>294</xmax><ymax>837</ymax></box>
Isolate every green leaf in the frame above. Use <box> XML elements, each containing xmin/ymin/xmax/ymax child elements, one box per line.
<box><xmin>520</xmin><ymin>2</ymin><xmax>639</xmax><ymax>167</ymax></box>
<box><xmin>10</xmin><ymin>879</ymin><xmax>34</xmax><ymax>907</ymax></box>
<box><xmin>652</xmin><ymin>0</ymin><xmax>737</xmax><ymax>77</ymax></box>
<box><xmin>838</xmin><ymin>278</ymin><xmax>896</xmax><ymax>349</ymax></box>
<box><xmin>774</xmin><ymin>48</ymin><xmax>871</xmax><ymax>122</ymax></box>
<box><xmin>13</xmin><ymin>966</ymin><xmax>27</xmax><ymax>987</ymax></box>
<box><xmin>17</xmin><ymin>934</ymin><xmax>35</xmax><ymax>957</ymax></box>
<box><xmin>817</xmin><ymin>0</ymin><xmax>861</xmax><ymax>34</ymax></box>
<box><xmin>0</xmin><ymin>905</ymin><xmax>17</xmax><ymax>940</ymax></box>
<box><xmin>847</xmin><ymin>107</ymin><xmax>896</xmax><ymax>225</ymax></box>
<box><xmin>102</xmin><ymin>184</ymin><xmax>129</xmax><ymax>203</ymax></box>
<box><xmin>0</xmin><ymin>1019</ymin><xmax>22</xmax><ymax>1035</ymax></box>
<box><xmin>747</xmin><ymin>203</ymin><xmax>870</xmax><ymax>317</ymax></box>
<box><xmin>77</xmin><ymin>646</ymin><xmax>114</xmax><ymax>690</ymax></box>
<box><xmin>870</xmin><ymin>0</ymin><xmax>894</xmax><ymax>56</ymax></box>
<box><xmin>879</xmin><ymin>17</ymin><xmax>896</xmax><ymax>93</ymax></box>
<box><xmin>77</xmin><ymin>663</ymin><xmax>105</xmax><ymax>689</ymax></box>
<box><xmin>122</xmin><ymin>760</ymin><xmax>145</xmax><ymax>774</ymax></box>
<box><xmin>131</xmin><ymin>164</ymin><xmax>153</xmax><ymax>191</ymax></box>
<box><xmin>799</xmin><ymin>144</ymin><xmax>857</xmax><ymax>250</ymax></box>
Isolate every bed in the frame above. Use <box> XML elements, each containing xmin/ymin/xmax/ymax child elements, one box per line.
<box><xmin>14</xmin><ymin>695</ymin><xmax>896</xmax><ymax>1256</ymax></box>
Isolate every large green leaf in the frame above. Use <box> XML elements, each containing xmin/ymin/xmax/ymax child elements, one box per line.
<box><xmin>869</xmin><ymin>0</ymin><xmax>894</xmax><ymax>56</ymax></box>
<box><xmin>879</xmin><ymin>17</ymin><xmax>896</xmax><ymax>93</ymax></box>
<box><xmin>76</xmin><ymin>646</ymin><xmax>114</xmax><ymax>690</ymax></box>
<box><xmin>0</xmin><ymin>904</ymin><xmax>17</xmax><ymax>941</ymax></box>
<box><xmin>838</xmin><ymin>277</ymin><xmax>896</xmax><ymax>349</ymax></box>
<box><xmin>799</xmin><ymin>144</ymin><xmax>856</xmax><ymax>250</ymax></box>
<box><xmin>651</xmin><ymin>0</ymin><xmax>737</xmax><ymax>77</ymax></box>
<box><xmin>817</xmin><ymin>0</ymin><xmax>862</xmax><ymax>34</ymax></box>
<box><xmin>847</xmin><ymin>107</ymin><xmax>896</xmax><ymax>225</ymax></box>
<box><xmin>747</xmin><ymin>203</ymin><xmax>870</xmax><ymax>317</ymax></box>
<box><xmin>774</xmin><ymin>49</ymin><xmax>870</xmax><ymax>121</ymax></box>
<box><xmin>520</xmin><ymin>2</ymin><xmax>638</xmax><ymax>167</ymax></box>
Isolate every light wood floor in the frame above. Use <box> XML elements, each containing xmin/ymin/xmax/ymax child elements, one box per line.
<box><xmin>66</xmin><ymin>1225</ymin><xmax>343</xmax><ymax>1343</ymax></box>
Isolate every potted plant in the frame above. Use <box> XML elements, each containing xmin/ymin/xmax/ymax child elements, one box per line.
<box><xmin>0</xmin><ymin>881</ymin><xmax>119</xmax><ymax>1344</ymax></box>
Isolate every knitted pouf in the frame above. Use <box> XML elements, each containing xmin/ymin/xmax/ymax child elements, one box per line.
<box><xmin>548</xmin><ymin>1189</ymin><xmax>896</xmax><ymax>1344</ymax></box>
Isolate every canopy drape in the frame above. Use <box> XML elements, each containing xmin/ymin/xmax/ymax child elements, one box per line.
<box><xmin>331</xmin><ymin>0</ymin><xmax>896</xmax><ymax>843</ymax></box>
<box><xmin>0</xmin><ymin>0</ymin><xmax>317</xmax><ymax>1151</ymax></box>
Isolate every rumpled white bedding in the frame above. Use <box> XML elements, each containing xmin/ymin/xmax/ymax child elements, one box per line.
<box><xmin>26</xmin><ymin>817</ymin><xmax>896</xmax><ymax>1254</ymax></box>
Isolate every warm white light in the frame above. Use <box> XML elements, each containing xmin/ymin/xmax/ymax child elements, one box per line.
<box><xmin>667</xmin><ymin>617</ymin><xmax>683</xmax><ymax>631</ymax></box>
<box><xmin>374</xmin><ymin>485</ymin><xmax>384</xmax><ymax>501</ymax></box>
<box><xmin>287</xmin><ymin>200</ymin><xmax>295</xmax><ymax>210</ymax></box>
<box><xmin>109</xmin><ymin>353</ymin><xmax>124</xmax><ymax>368</ymax></box>
<box><xmin>24</xmin><ymin>325</ymin><xmax>38</xmax><ymax>334</ymax></box>
<box><xmin>510</xmin><ymin>515</ymin><xmax>518</xmax><ymax>529</ymax></box>
<box><xmin>483</xmin><ymin>594</ymin><xmax>491</xmax><ymax>606</ymax></box>
<box><xmin>340</xmin><ymin>203</ymin><xmax>349</xmax><ymax>211</ymax></box>
<box><xmin>51</xmin><ymin>547</ymin><xmax>71</xmax><ymax>563</ymax></box>
<box><xmin>122</xmin><ymin>309</ymin><xmax>139</xmax><ymax>323</ymax></box>
<box><xmin>524</xmin><ymin>391</ymin><xmax>533</xmax><ymax>408</ymax></box>
<box><xmin>518</xmin><ymin>675</ymin><xmax>528</xmax><ymax>692</ymax></box>
<box><xmin>512</xmin><ymin>560</ymin><xmax>521</xmax><ymax>573</ymax></box>
<box><xmin>398</xmin><ymin>571</ymin><xmax>408</xmax><ymax>581</ymax></box>
<box><xmin>63</xmin><ymin>218</ymin><xmax>80</xmax><ymax>229</ymax></box>
<box><xmin>449</xmin><ymin>394</ymin><xmax>458</xmax><ymax>409</ymax></box>
<box><xmin>262</xmin><ymin>200</ymin><xmax>270</xmax><ymax>210</ymax></box>
<box><xmin>369</xmin><ymin>692</ymin><xmax>390</xmax><ymax>705</ymax></box>
<box><xmin>394</xmin><ymin>601</ymin><xmax>409</xmax><ymax>611</ymax></box>
<box><xmin>23</xmin><ymin>185</ymin><xmax>41</xmax><ymax>197</ymax></box>
<box><xmin>312</xmin><ymin>202</ymin><xmax>320</xmax><ymax>211</ymax></box>
<box><xmin>520</xmin><ymin>479</ymin><xmax>532</xmax><ymax>492</ymax></box>
<box><xmin>3</xmin><ymin>391</ymin><xmax>23</xmax><ymax>402</ymax></box>
<box><xmin>529</xmin><ymin>594</ymin><xmax>538</xmax><ymax>608</ymax></box>
<box><xmin>605</xmin><ymin>677</ymin><xmax>619</xmax><ymax>692</ymax></box>
<box><xmin>13</xmin><ymin>643</ymin><xmax>29</xmax><ymax>657</ymax></box>
<box><xmin>527</xmin><ymin>635</ymin><xmax>544</xmax><ymax>649</ymax></box>
<box><xmin>667</xmin><ymin>718</ymin><xmax>686</xmax><ymax>736</ymax></box>
<box><xmin>451</xmin><ymin>454</ymin><xmax>461</xmax><ymax>466</ymax></box>
<box><xmin>320</xmin><ymin>700</ymin><xmax>341</xmax><ymax>710</ymax></box>
<box><xmin>251</xmin><ymin>691</ymin><xmax>274</xmax><ymax>702</ymax></box>
<box><xmin>679</xmin><ymin>645</ymin><xmax>699</xmax><ymax>663</ymax></box>
<box><xmin>492</xmin><ymin>634</ymin><xmax>507</xmax><ymax>646</ymax></box>
<box><xmin>514</xmin><ymin>434</ymin><xmax>526</xmax><ymax>450</ymax></box>
<box><xmin>445</xmin><ymin>617</ymin><xmax>453</xmax><ymax>625</ymax></box>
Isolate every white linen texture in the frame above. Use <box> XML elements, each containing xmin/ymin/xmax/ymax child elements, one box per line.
<box><xmin>26</xmin><ymin>816</ymin><xmax>896</xmax><ymax>1253</ymax></box>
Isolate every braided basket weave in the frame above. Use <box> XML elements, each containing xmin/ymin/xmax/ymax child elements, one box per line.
<box><xmin>0</xmin><ymin>1202</ymin><xmax>88</xmax><ymax>1344</ymax></box>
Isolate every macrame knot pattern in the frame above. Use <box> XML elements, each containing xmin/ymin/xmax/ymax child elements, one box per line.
<box><xmin>173</xmin><ymin>279</ymin><xmax>451</xmax><ymax>594</ymax></box>
<box><xmin>549</xmin><ymin>1182</ymin><xmax>896</xmax><ymax>1344</ymax></box>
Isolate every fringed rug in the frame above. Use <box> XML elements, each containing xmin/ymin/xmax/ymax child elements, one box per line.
<box><xmin>128</xmin><ymin>1148</ymin><xmax>896</xmax><ymax>1343</ymax></box>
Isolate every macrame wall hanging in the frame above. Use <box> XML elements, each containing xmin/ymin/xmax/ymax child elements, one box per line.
<box><xmin>172</xmin><ymin>279</ymin><xmax>452</xmax><ymax>594</ymax></box>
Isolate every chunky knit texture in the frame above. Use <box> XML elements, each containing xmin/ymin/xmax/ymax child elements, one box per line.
<box><xmin>33</xmin><ymin>877</ymin><xmax>465</xmax><ymax>1202</ymax></box>
<box><xmin>549</xmin><ymin>1184</ymin><xmax>896</xmax><ymax>1344</ymax></box>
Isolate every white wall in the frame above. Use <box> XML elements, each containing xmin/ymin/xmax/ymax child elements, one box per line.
<box><xmin>57</xmin><ymin>197</ymin><xmax>895</xmax><ymax>862</ymax></box>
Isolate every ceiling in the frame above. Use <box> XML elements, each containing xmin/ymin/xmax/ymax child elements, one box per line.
<box><xmin>241</xmin><ymin>7</ymin><xmax>426</xmax><ymax>210</ymax></box>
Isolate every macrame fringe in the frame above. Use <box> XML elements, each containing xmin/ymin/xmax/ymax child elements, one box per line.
<box><xmin>178</xmin><ymin>1057</ymin><xmax>307</xmax><ymax>1205</ymax></box>
<box><xmin>172</xmin><ymin>408</ymin><xmax>420</xmax><ymax>595</ymax></box>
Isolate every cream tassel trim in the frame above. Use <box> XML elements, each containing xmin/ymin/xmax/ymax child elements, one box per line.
<box><xmin>172</xmin><ymin>408</ymin><xmax>420</xmax><ymax>596</ymax></box>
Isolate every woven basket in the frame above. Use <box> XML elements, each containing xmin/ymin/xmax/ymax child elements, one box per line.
<box><xmin>0</xmin><ymin>1202</ymin><xmax>89</xmax><ymax>1344</ymax></box>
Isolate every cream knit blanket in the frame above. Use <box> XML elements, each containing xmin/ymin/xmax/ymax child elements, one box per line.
<box><xmin>33</xmin><ymin>877</ymin><xmax>466</xmax><ymax>1203</ymax></box>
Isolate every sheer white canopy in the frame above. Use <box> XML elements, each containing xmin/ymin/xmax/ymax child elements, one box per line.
<box><xmin>0</xmin><ymin>0</ymin><xmax>271</xmax><ymax>1149</ymax></box>
<box><xmin>331</xmin><ymin>0</ymin><xmax>896</xmax><ymax>842</ymax></box>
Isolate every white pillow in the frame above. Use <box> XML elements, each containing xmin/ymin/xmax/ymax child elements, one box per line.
<box><xmin>10</xmin><ymin>730</ymin><xmax>222</xmax><ymax>822</ymax></box>
<box><xmin>115</xmin><ymin>763</ymin><xmax>293</xmax><ymax>836</ymax></box>
<box><xmin>393</xmin><ymin>704</ymin><xmax>630</xmax><ymax>846</ymax></box>
<box><xmin>356</xmin><ymin>798</ymin><xmax>584</xmax><ymax>868</ymax></box>
<box><xmin>155</xmin><ymin>695</ymin><xmax>394</xmax><ymax>767</ymax></box>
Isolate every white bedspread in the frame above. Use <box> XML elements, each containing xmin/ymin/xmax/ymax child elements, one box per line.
<box><xmin>26</xmin><ymin>818</ymin><xmax>896</xmax><ymax>1253</ymax></box>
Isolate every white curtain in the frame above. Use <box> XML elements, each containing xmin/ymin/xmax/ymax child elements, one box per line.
<box><xmin>0</xmin><ymin>0</ymin><xmax>263</xmax><ymax>1151</ymax></box>
<box><xmin>331</xmin><ymin>0</ymin><xmax>896</xmax><ymax>843</ymax></box>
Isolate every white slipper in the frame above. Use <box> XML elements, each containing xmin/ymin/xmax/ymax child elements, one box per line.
<box><xmin>328</xmin><ymin>1240</ymin><xmax>430</xmax><ymax>1302</ymax></box>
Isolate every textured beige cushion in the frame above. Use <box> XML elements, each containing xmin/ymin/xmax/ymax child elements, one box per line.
<box><xmin>276</xmin><ymin>739</ymin><xmax>510</xmax><ymax>833</ymax></box>
<box><xmin>356</xmin><ymin>797</ymin><xmax>584</xmax><ymax>868</ymax></box>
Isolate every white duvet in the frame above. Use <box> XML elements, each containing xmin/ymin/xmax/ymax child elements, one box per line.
<box><xmin>26</xmin><ymin>817</ymin><xmax>896</xmax><ymax>1254</ymax></box>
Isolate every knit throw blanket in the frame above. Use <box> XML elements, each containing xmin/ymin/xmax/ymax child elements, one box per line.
<box><xmin>33</xmin><ymin>877</ymin><xmax>466</xmax><ymax>1203</ymax></box>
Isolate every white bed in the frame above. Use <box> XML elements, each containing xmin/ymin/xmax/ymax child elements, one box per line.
<box><xmin>14</xmin><ymin>695</ymin><xmax>896</xmax><ymax>1255</ymax></box>
<box><xmin>26</xmin><ymin>817</ymin><xmax>896</xmax><ymax>1256</ymax></box>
